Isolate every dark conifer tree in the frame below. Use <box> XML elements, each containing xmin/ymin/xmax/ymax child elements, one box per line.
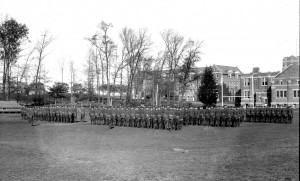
<box><xmin>197</xmin><ymin>66</ymin><xmax>218</xmax><ymax>106</ymax></box>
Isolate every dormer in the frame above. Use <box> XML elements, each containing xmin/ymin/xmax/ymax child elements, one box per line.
<box><xmin>228</xmin><ymin>70</ymin><xmax>233</xmax><ymax>78</ymax></box>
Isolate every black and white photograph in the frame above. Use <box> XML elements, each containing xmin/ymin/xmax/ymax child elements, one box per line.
<box><xmin>0</xmin><ymin>0</ymin><xmax>299</xmax><ymax>180</ymax></box>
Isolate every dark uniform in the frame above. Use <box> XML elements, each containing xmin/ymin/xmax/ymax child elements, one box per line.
<box><xmin>287</xmin><ymin>107</ymin><xmax>293</xmax><ymax>124</ymax></box>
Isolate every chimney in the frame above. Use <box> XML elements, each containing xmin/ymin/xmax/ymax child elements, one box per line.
<box><xmin>252</xmin><ymin>67</ymin><xmax>260</xmax><ymax>74</ymax></box>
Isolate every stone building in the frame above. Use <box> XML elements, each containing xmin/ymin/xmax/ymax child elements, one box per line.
<box><xmin>271</xmin><ymin>64</ymin><xmax>299</xmax><ymax>108</ymax></box>
<box><xmin>240</xmin><ymin>67</ymin><xmax>279</xmax><ymax>107</ymax></box>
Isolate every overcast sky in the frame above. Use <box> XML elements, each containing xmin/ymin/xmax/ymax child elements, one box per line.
<box><xmin>1</xmin><ymin>0</ymin><xmax>299</xmax><ymax>84</ymax></box>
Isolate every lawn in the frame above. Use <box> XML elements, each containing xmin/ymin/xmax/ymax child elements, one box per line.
<box><xmin>0</xmin><ymin>111</ymin><xmax>298</xmax><ymax>181</ymax></box>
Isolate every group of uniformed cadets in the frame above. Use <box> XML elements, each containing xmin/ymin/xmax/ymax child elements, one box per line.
<box><xmin>20</xmin><ymin>105</ymin><xmax>294</xmax><ymax>128</ymax></box>
<box><xmin>89</xmin><ymin>107</ymin><xmax>183</xmax><ymax>130</ymax></box>
<box><xmin>182</xmin><ymin>107</ymin><xmax>243</xmax><ymax>127</ymax></box>
<box><xmin>88</xmin><ymin>106</ymin><xmax>244</xmax><ymax>130</ymax></box>
<box><xmin>245</xmin><ymin>107</ymin><xmax>293</xmax><ymax>124</ymax></box>
<box><xmin>21</xmin><ymin>106</ymin><xmax>79</xmax><ymax>125</ymax></box>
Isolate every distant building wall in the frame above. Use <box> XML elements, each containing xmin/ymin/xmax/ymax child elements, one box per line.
<box><xmin>240</xmin><ymin>67</ymin><xmax>279</xmax><ymax>107</ymax></box>
<box><xmin>282</xmin><ymin>55</ymin><xmax>299</xmax><ymax>71</ymax></box>
<box><xmin>271</xmin><ymin>64</ymin><xmax>299</xmax><ymax>108</ymax></box>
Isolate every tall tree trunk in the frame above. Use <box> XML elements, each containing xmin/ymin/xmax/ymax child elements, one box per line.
<box><xmin>2</xmin><ymin>61</ymin><xmax>6</xmax><ymax>100</ymax></box>
<box><xmin>126</xmin><ymin>82</ymin><xmax>131</xmax><ymax>105</ymax></box>
<box><xmin>106</xmin><ymin>71</ymin><xmax>110</xmax><ymax>106</ymax></box>
<box><xmin>35</xmin><ymin>59</ymin><xmax>41</xmax><ymax>101</ymax></box>
<box><xmin>101</xmin><ymin>57</ymin><xmax>104</xmax><ymax>105</ymax></box>
<box><xmin>120</xmin><ymin>68</ymin><xmax>123</xmax><ymax>101</ymax></box>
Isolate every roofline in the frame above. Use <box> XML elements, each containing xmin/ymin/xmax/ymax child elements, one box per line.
<box><xmin>241</xmin><ymin>75</ymin><xmax>277</xmax><ymax>78</ymax></box>
<box><xmin>213</xmin><ymin>64</ymin><xmax>221</xmax><ymax>71</ymax></box>
<box><xmin>214</xmin><ymin>64</ymin><xmax>243</xmax><ymax>73</ymax></box>
<box><xmin>273</xmin><ymin>77</ymin><xmax>300</xmax><ymax>79</ymax></box>
<box><xmin>275</xmin><ymin>64</ymin><xmax>294</xmax><ymax>78</ymax></box>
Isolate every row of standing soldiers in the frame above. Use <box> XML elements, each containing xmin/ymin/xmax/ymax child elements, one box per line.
<box><xmin>21</xmin><ymin>106</ymin><xmax>294</xmax><ymax>127</ymax></box>
<box><xmin>89</xmin><ymin>107</ymin><xmax>244</xmax><ymax>130</ymax></box>
<box><xmin>245</xmin><ymin>107</ymin><xmax>293</xmax><ymax>123</ymax></box>
<box><xmin>21</xmin><ymin>106</ymin><xmax>78</xmax><ymax>125</ymax></box>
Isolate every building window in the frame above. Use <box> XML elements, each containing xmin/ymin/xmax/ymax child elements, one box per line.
<box><xmin>294</xmin><ymin>90</ymin><xmax>300</xmax><ymax>98</ymax></box>
<box><xmin>277</xmin><ymin>90</ymin><xmax>287</xmax><ymax>98</ymax></box>
<box><xmin>228</xmin><ymin>74</ymin><xmax>231</xmax><ymax>78</ymax></box>
<box><xmin>261</xmin><ymin>77</ymin><xmax>267</xmax><ymax>86</ymax></box>
<box><xmin>216</xmin><ymin>74</ymin><xmax>219</xmax><ymax>78</ymax></box>
<box><xmin>244</xmin><ymin>78</ymin><xmax>250</xmax><ymax>86</ymax></box>
<box><xmin>244</xmin><ymin>90</ymin><xmax>250</xmax><ymax>98</ymax></box>
<box><xmin>284</xmin><ymin>90</ymin><xmax>287</xmax><ymax>97</ymax></box>
<box><xmin>280</xmin><ymin>80</ymin><xmax>283</xmax><ymax>85</ymax></box>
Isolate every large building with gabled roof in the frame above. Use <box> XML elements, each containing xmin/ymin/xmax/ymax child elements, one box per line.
<box><xmin>134</xmin><ymin>64</ymin><xmax>243</xmax><ymax>104</ymax></box>
<box><xmin>282</xmin><ymin>55</ymin><xmax>299</xmax><ymax>71</ymax></box>
<box><xmin>212</xmin><ymin>65</ymin><xmax>242</xmax><ymax>102</ymax></box>
<box><xmin>271</xmin><ymin>64</ymin><xmax>299</xmax><ymax>108</ymax></box>
<box><xmin>240</xmin><ymin>67</ymin><xmax>279</xmax><ymax>107</ymax></box>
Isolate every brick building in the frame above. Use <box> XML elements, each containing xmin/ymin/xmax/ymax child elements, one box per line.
<box><xmin>181</xmin><ymin>67</ymin><xmax>204</xmax><ymax>101</ymax></box>
<box><xmin>176</xmin><ymin>65</ymin><xmax>242</xmax><ymax>102</ymax></box>
<box><xmin>240</xmin><ymin>67</ymin><xmax>279</xmax><ymax>107</ymax></box>
<box><xmin>136</xmin><ymin>64</ymin><xmax>243</xmax><ymax>103</ymax></box>
<box><xmin>271</xmin><ymin>64</ymin><xmax>299</xmax><ymax>108</ymax></box>
<box><xmin>212</xmin><ymin>65</ymin><xmax>242</xmax><ymax>102</ymax></box>
<box><xmin>282</xmin><ymin>55</ymin><xmax>299</xmax><ymax>71</ymax></box>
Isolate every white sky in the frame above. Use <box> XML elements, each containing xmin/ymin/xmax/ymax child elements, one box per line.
<box><xmin>1</xmin><ymin>0</ymin><xmax>299</xmax><ymax>84</ymax></box>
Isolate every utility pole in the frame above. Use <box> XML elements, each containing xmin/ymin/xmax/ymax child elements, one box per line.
<box><xmin>221</xmin><ymin>73</ymin><xmax>223</xmax><ymax>107</ymax></box>
<box><xmin>252</xmin><ymin>75</ymin><xmax>254</xmax><ymax>107</ymax></box>
<box><xmin>156</xmin><ymin>83</ymin><xmax>159</xmax><ymax>107</ymax></box>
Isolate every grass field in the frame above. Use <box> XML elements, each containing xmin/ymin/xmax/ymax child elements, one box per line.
<box><xmin>0</xmin><ymin>111</ymin><xmax>299</xmax><ymax>181</ymax></box>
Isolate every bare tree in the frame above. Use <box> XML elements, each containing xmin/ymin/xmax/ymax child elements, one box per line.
<box><xmin>13</xmin><ymin>46</ymin><xmax>35</xmax><ymax>102</ymax></box>
<box><xmin>57</xmin><ymin>58</ymin><xmax>66</xmax><ymax>83</ymax></box>
<box><xmin>178</xmin><ymin>40</ymin><xmax>203</xmax><ymax>106</ymax></box>
<box><xmin>111</xmin><ymin>46</ymin><xmax>127</xmax><ymax>98</ymax></box>
<box><xmin>161</xmin><ymin>29</ymin><xmax>189</xmax><ymax>105</ymax></box>
<box><xmin>83</xmin><ymin>48</ymin><xmax>96</xmax><ymax>101</ymax></box>
<box><xmin>151</xmin><ymin>51</ymin><xmax>165</xmax><ymax>106</ymax></box>
<box><xmin>98</xmin><ymin>21</ymin><xmax>116</xmax><ymax>106</ymax></box>
<box><xmin>120</xmin><ymin>27</ymin><xmax>151</xmax><ymax>105</ymax></box>
<box><xmin>40</xmin><ymin>65</ymin><xmax>51</xmax><ymax>104</ymax></box>
<box><xmin>34</xmin><ymin>31</ymin><xmax>54</xmax><ymax>101</ymax></box>
<box><xmin>85</xmin><ymin>35</ymin><xmax>102</xmax><ymax>104</ymax></box>
<box><xmin>69</xmin><ymin>59</ymin><xmax>75</xmax><ymax>103</ymax></box>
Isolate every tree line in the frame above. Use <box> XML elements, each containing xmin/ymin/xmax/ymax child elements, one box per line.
<box><xmin>1</xmin><ymin>17</ymin><xmax>238</xmax><ymax>107</ymax></box>
<box><xmin>0</xmin><ymin>17</ymin><xmax>55</xmax><ymax>105</ymax></box>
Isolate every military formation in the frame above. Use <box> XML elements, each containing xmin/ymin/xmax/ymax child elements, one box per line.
<box><xmin>89</xmin><ymin>107</ymin><xmax>183</xmax><ymax>130</ymax></box>
<box><xmin>20</xmin><ymin>105</ymin><xmax>294</xmax><ymax>128</ymax></box>
<box><xmin>89</xmin><ymin>107</ymin><xmax>244</xmax><ymax>130</ymax></box>
<box><xmin>21</xmin><ymin>106</ymin><xmax>80</xmax><ymax>125</ymax></box>
<box><xmin>245</xmin><ymin>107</ymin><xmax>293</xmax><ymax>124</ymax></box>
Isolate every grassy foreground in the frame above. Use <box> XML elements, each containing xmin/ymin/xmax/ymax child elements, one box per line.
<box><xmin>0</xmin><ymin>111</ymin><xmax>298</xmax><ymax>181</ymax></box>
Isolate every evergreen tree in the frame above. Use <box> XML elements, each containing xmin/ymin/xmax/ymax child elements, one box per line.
<box><xmin>197</xmin><ymin>66</ymin><xmax>218</xmax><ymax>106</ymax></box>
